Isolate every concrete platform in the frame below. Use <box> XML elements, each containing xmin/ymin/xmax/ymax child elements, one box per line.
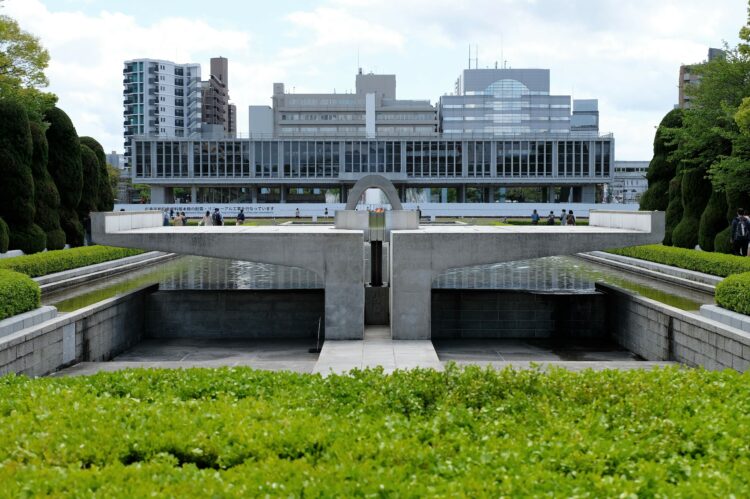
<box><xmin>312</xmin><ymin>326</ymin><xmax>444</xmax><ymax>375</ymax></box>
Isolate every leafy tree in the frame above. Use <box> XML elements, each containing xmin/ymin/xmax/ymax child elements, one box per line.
<box><xmin>698</xmin><ymin>189</ymin><xmax>728</xmax><ymax>251</ymax></box>
<box><xmin>0</xmin><ymin>99</ymin><xmax>45</xmax><ymax>253</ymax></box>
<box><xmin>79</xmin><ymin>136</ymin><xmax>114</xmax><ymax>211</ymax></box>
<box><xmin>671</xmin><ymin>168</ymin><xmax>713</xmax><ymax>249</ymax></box>
<box><xmin>29</xmin><ymin>122</ymin><xmax>65</xmax><ymax>250</ymax></box>
<box><xmin>663</xmin><ymin>173</ymin><xmax>683</xmax><ymax>246</ymax></box>
<box><xmin>0</xmin><ymin>14</ymin><xmax>56</xmax><ymax>120</ymax></box>
<box><xmin>640</xmin><ymin>109</ymin><xmax>683</xmax><ymax>211</ymax></box>
<box><xmin>107</xmin><ymin>164</ymin><xmax>121</xmax><ymax>203</ymax></box>
<box><xmin>45</xmin><ymin>107</ymin><xmax>83</xmax><ymax>246</ymax></box>
<box><xmin>78</xmin><ymin>144</ymin><xmax>100</xmax><ymax>221</ymax></box>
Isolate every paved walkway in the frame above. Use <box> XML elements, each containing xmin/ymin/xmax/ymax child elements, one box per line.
<box><xmin>312</xmin><ymin>326</ymin><xmax>443</xmax><ymax>375</ymax></box>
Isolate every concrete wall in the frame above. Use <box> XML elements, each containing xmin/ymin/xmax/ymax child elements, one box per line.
<box><xmin>431</xmin><ymin>290</ymin><xmax>606</xmax><ymax>339</ymax></box>
<box><xmin>145</xmin><ymin>290</ymin><xmax>324</xmax><ymax>339</ymax></box>
<box><xmin>0</xmin><ymin>285</ymin><xmax>154</xmax><ymax>377</ymax></box>
<box><xmin>599</xmin><ymin>283</ymin><xmax>750</xmax><ymax>371</ymax></box>
<box><xmin>365</xmin><ymin>287</ymin><xmax>389</xmax><ymax>325</ymax></box>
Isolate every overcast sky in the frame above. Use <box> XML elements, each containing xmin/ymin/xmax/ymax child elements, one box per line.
<box><xmin>3</xmin><ymin>0</ymin><xmax>746</xmax><ymax>160</ymax></box>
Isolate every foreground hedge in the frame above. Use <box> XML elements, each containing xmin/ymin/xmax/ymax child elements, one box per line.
<box><xmin>716</xmin><ymin>272</ymin><xmax>750</xmax><ymax>315</ymax></box>
<box><xmin>1</xmin><ymin>366</ymin><xmax>750</xmax><ymax>495</ymax></box>
<box><xmin>0</xmin><ymin>245</ymin><xmax>143</xmax><ymax>277</ymax></box>
<box><xmin>0</xmin><ymin>269</ymin><xmax>40</xmax><ymax>320</ymax></box>
<box><xmin>609</xmin><ymin>244</ymin><xmax>750</xmax><ymax>277</ymax></box>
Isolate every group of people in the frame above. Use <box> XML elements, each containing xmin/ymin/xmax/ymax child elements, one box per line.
<box><xmin>531</xmin><ymin>209</ymin><xmax>576</xmax><ymax>226</ymax></box>
<box><xmin>162</xmin><ymin>207</ymin><xmax>248</xmax><ymax>227</ymax></box>
<box><xmin>731</xmin><ymin>208</ymin><xmax>750</xmax><ymax>256</ymax></box>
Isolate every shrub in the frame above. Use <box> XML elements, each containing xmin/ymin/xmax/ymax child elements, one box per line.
<box><xmin>45</xmin><ymin>107</ymin><xmax>83</xmax><ymax>246</ymax></box>
<box><xmin>29</xmin><ymin>121</ymin><xmax>65</xmax><ymax>250</ymax></box>
<box><xmin>80</xmin><ymin>136</ymin><xmax>114</xmax><ymax>211</ymax></box>
<box><xmin>672</xmin><ymin>168</ymin><xmax>712</xmax><ymax>249</ymax></box>
<box><xmin>0</xmin><ymin>217</ymin><xmax>8</xmax><ymax>254</ymax></box>
<box><xmin>663</xmin><ymin>173</ymin><xmax>683</xmax><ymax>246</ymax></box>
<box><xmin>1</xmin><ymin>366</ymin><xmax>750</xmax><ymax>496</ymax></box>
<box><xmin>0</xmin><ymin>245</ymin><xmax>142</xmax><ymax>277</ymax></box>
<box><xmin>609</xmin><ymin>244</ymin><xmax>750</xmax><ymax>277</ymax></box>
<box><xmin>8</xmin><ymin>223</ymin><xmax>47</xmax><ymax>255</ymax></box>
<box><xmin>698</xmin><ymin>188</ymin><xmax>728</xmax><ymax>252</ymax></box>
<box><xmin>0</xmin><ymin>269</ymin><xmax>40</xmax><ymax>320</ymax></box>
<box><xmin>78</xmin><ymin>144</ymin><xmax>100</xmax><ymax>219</ymax></box>
<box><xmin>716</xmin><ymin>272</ymin><xmax>750</xmax><ymax>315</ymax></box>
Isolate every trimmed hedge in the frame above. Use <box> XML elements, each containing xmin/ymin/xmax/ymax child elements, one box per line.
<box><xmin>672</xmin><ymin>167</ymin><xmax>712</xmax><ymax>249</ymax></box>
<box><xmin>8</xmin><ymin>223</ymin><xmax>47</xmax><ymax>255</ymax></box>
<box><xmin>0</xmin><ymin>269</ymin><xmax>40</xmax><ymax>320</ymax></box>
<box><xmin>29</xmin><ymin>121</ymin><xmax>66</xmax><ymax>250</ymax></box>
<box><xmin>2</xmin><ymin>366</ymin><xmax>750</xmax><ymax>495</ymax></box>
<box><xmin>78</xmin><ymin>143</ymin><xmax>100</xmax><ymax>219</ymax></box>
<box><xmin>698</xmin><ymin>188</ymin><xmax>728</xmax><ymax>252</ymax></box>
<box><xmin>716</xmin><ymin>272</ymin><xmax>750</xmax><ymax>315</ymax></box>
<box><xmin>0</xmin><ymin>217</ymin><xmax>7</xmax><ymax>254</ymax></box>
<box><xmin>609</xmin><ymin>244</ymin><xmax>750</xmax><ymax>277</ymax></box>
<box><xmin>663</xmin><ymin>173</ymin><xmax>683</xmax><ymax>246</ymax></box>
<box><xmin>0</xmin><ymin>245</ymin><xmax>143</xmax><ymax>278</ymax></box>
<box><xmin>80</xmin><ymin>136</ymin><xmax>114</xmax><ymax>211</ymax></box>
<box><xmin>640</xmin><ymin>109</ymin><xmax>683</xmax><ymax>211</ymax></box>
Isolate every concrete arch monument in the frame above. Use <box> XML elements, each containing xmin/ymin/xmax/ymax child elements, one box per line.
<box><xmin>345</xmin><ymin>175</ymin><xmax>403</xmax><ymax>210</ymax></box>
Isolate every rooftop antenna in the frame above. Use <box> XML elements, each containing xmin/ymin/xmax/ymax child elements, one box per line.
<box><xmin>475</xmin><ymin>44</ymin><xmax>479</xmax><ymax>69</ymax></box>
<box><xmin>468</xmin><ymin>45</ymin><xmax>471</xmax><ymax>69</ymax></box>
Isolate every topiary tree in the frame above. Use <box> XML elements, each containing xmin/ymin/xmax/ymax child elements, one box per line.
<box><xmin>0</xmin><ymin>99</ymin><xmax>46</xmax><ymax>254</ymax></box>
<box><xmin>78</xmin><ymin>144</ymin><xmax>100</xmax><ymax>221</ymax></box>
<box><xmin>714</xmin><ymin>188</ymin><xmax>750</xmax><ymax>253</ymax></box>
<box><xmin>641</xmin><ymin>109</ymin><xmax>684</xmax><ymax>211</ymax></box>
<box><xmin>0</xmin><ymin>217</ymin><xmax>8</xmax><ymax>254</ymax></box>
<box><xmin>698</xmin><ymin>188</ymin><xmax>728</xmax><ymax>252</ymax></box>
<box><xmin>28</xmin><ymin>121</ymin><xmax>65</xmax><ymax>250</ymax></box>
<box><xmin>672</xmin><ymin>167</ymin><xmax>713</xmax><ymax>249</ymax></box>
<box><xmin>45</xmin><ymin>106</ymin><xmax>83</xmax><ymax>246</ymax></box>
<box><xmin>79</xmin><ymin>136</ymin><xmax>114</xmax><ymax>211</ymax></box>
<box><xmin>663</xmin><ymin>172</ymin><xmax>683</xmax><ymax>246</ymax></box>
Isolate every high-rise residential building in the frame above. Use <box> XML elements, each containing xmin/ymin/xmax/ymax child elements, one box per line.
<box><xmin>439</xmin><ymin>68</ymin><xmax>599</xmax><ymax>136</ymax></box>
<box><xmin>264</xmin><ymin>69</ymin><xmax>438</xmax><ymax>138</ymax></box>
<box><xmin>201</xmin><ymin>56</ymin><xmax>235</xmax><ymax>137</ymax></box>
<box><xmin>678</xmin><ymin>48</ymin><xmax>726</xmax><ymax>109</ymax></box>
<box><xmin>123</xmin><ymin>59</ymin><xmax>202</xmax><ymax>165</ymax></box>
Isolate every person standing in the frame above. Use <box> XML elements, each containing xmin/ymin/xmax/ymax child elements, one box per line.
<box><xmin>162</xmin><ymin>210</ymin><xmax>170</xmax><ymax>226</ymax></box>
<box><xmin>236</xmin><ymin>208</ymin><xmax>246</xmax><ymax>226</ymax></box>
<box><xmin>560</xmin><ymin>209</ymin><xmax>567</xmax><ymax>226</ymax></box>
<box><xmin>212</xmin><ymin>208</ymin><xmax>223</xmax><ymax>226</ymax></box>
<box><xmin>199</xmin><ymin>210</ymin><xmax>212</xmax><ymax>226</ymax></box>
<box><xmin>546</xmin><ymin>211</ymin><xmax>555</xmax><ymax>225</ymax></box>
<box><xmin>566</xmin><ymin>210</ymin><xmax>576</xmax><ymax>226</ymax></box>
<box><xmin>731</xmin><ymin>208</ymin><xmax>750</xmax><ymax>256</ymax></box>
<box><xmin>531</xmin><ymin>209</ymin><xmax>540</xmax><ymax>225</ymax></box>
<box><xmin>295</xmin><ymin>208</ymin><xmax>300</xmax><ymax>219</ymax></box>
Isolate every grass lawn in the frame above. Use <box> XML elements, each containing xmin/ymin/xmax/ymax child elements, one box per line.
<box><xmin>1</xmin><ymin>365</ymin><xmax>749</xmax><ymax>496</ymax></box>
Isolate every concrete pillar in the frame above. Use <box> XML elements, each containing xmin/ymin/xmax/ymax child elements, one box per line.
<box><xmin>151</xmin><ymin>186</ymin><xmax>165</xmax><ymax>204</ymax></box>
<box><xmin>487</xmin><ymin>187</ymin><xmax>494</xmax><ymax>203</ymax></box>
<box><xmin>280</xmin><ymin>186</ymin><xmax>287</xmax><ymax>203</ymax></box>
<box><xmin>458</xmin><ymin>185</ymin><xmax>466</xmax><ymax>203</ymax></box>
<box><xmin>390</xmin><ymin>233</ymin><xmax>432</xmax><ymax>340</ymax></box>
<box><xmin>251</xmin><ymin>187</ymin><xmax>258</xmax><ymax>204</ymax></box>
<box><xmin>191</xmin><ymin>186</ymin><xmax>197</xmax><ymax>203</ymax></box>
<box><xmin>582</xmin><ymin>184</ymin><xmax>596</xmax><ymax>203</ymax></box>
<box><xmin>441</xmin><ymin>188</ymin><xmax>448</xmax><ymax>204</ymax></box>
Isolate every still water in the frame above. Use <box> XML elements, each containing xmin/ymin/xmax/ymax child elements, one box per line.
<box><xmin>45</xmin><ymin>255</ymin><xmax>711</xmax><ymax>313</ymax></box>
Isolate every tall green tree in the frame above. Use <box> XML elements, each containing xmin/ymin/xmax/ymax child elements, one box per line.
<box><xmin>80</xmin><ymin>136</ymin><xmax>114</xmax><ymax>211</ymax></box>
<box><xmin>0</xmin><ymin>99</ymin><xmax>45</xmax><ymax>253</ymax></box>
<box><xmin>29</xmin><ymin>121</ymin><xmax>65</xmax><ymax>250</ymax></box>
<box><xmin>45</xmin><ymin>106</ymin><xmax>83</xmax><ymax>246</ymax></box>
<box><xmin>78</xmin><ymin>144</ymin><xmax>100</xmax><ymax>221</ymax></box>
<box><xmin>640</xmin><ymin>109</ymin><xmax>683</xmax><ymax>211</ymax></box>
<box><xmin>0</xmin><ymin>13</ymin><xmax>56</xmax><ymax>120</ymax></box>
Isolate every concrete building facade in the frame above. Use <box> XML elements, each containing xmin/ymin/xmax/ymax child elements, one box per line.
<box><xmin>201</xmin><ymin>57</ymin><xmax>236</xmax><ymax>137</ymax></box>
<box><xmin>678</xmin><ymin>48</ymin><xmax>726</xmax><ymax>109</ymax></box>
<box><xmin>610</xmin><ymin>161</ymin><xmax>648</xmax><ymax>204</ymax></box>
<box><xmin>440</xmin><ymin>68</ymin><xmax>599</xmax><ymax>136</ymax></box>
<box><xmin>123</xmin><ymin>59</ymin><xmax>202</xmax><ymax>165</ymax></box>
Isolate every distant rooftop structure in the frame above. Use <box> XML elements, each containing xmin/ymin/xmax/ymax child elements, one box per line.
<box><xmin>678</xmin><ymin>47</ymin><xmax>726</xmax><ymax>109</ymax></box>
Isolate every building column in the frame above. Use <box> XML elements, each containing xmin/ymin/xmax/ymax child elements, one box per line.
<box><xmin>280</xmin><ymin>186</ymin><xmax>287</xmax><ymax>203</ymax></box>
<box><xmin>151</xmin><ymin>186</ymin><xmax>165</xmax><ymax>204</ymax></box>
<box><xmin>251</xmin><ymin>187</ymin><xmax>258</xmax><ymax>204</ymax></box>
<box><xmin>191</xmin><ymin>186</ymin><xmax>197</xmax><ymax>203</ymax></box>
<box><xmin>582</xmin><ymin>185</ymin><xmax>596</xmax><ymax>203</ymax></box>
<box><xmin>457</xmin><ymin>185</ymin><xmax>466</xmax><ymax>203</ymax></box>
<box><xmin>487</xmin><ymin>187</ymin><xmax>494</xmax><ymax>203</ymax></box>
<box><xmin>441</xmin><ymin>188</ymin><xmax>448</xmax><ymax>204</ymax></box>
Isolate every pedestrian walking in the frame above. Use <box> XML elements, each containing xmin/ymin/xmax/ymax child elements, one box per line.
<box><xmin>731</xmin><ymin>208</ymin><xmax>750</xmax><ymax>256</ymax></box>
<box><xmin>295</xmin><ymin>208</ymin><xmax>300</xmax><ymax>219</ymax></box>
<box><xmin>546</xmin><ymin>211</ymin><xmax>555</xmax><ymax>225</ymax></box>
<box><xmin>324</xmin><ymin>207</ymin><xmax>329</xmax><ymax>217</ymax></box>
<box><xmin>162</xmin><ymin>210</ymin><xmax>170</xmax><ymax>226</ymax></box>
<box><xmin>531</xmin><ymin>209</ymin><xmax>540</xmax><ymax>225</ymax></box>
<box><xmin>236</xmin><ymin>208</ymin><xmax>246</xmax><ymax>226</ymax></box>
<box><xmin>560</xmin><ymin>209</ymin><xmax>567</xmax><ymax>226</ymax></box>
<box><xmin>199</xmin><ymin>210</ymin><xmax>212</xmax><ymax>226</ymax></box>
<box><xmin>212</xmin><ymin>208</ymin><xmax>224</xmax><ymax>226</ymax></box>
<box><xmin>566</xmin><ymin>210</ymin><xmax>576</xmax><ymax>226</ymax></box>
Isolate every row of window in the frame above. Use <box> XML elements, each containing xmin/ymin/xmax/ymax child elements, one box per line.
<box><xmin>133</xmin><ymin>140</ymin><xmax>612</xmax><ymax>179</ymax></box>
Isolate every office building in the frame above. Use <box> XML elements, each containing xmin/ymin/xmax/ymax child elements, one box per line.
<box><xmin>439</xmin><ymin>68</ymin><xmax>599</xmax><ymax>136</ymax></box>
<box><xmin>610</xmin><ymin>161</ymin><xmax>648</xmax><ymax>203</ymax></box>
<box><xmin>202</xmin><ymin>57</ymin><xmax>236</xmax><ymax>137</ymax></box>
<box><xmin>678</xmin><ymin>48</ymin><xmax>726</xmax><ymax>109</ymax></box>
<box><xmin>123</xmin><ymin>59</ymin><xmax>202</xmax><ymax>165</ymax></box>
<box><xmin>263</xmin><ymin>69</ymin><xmax>438</xmax><ymax>138</ymax></box>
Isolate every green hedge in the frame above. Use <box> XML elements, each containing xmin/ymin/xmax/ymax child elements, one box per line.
<box><xmin>0</xmin><ymin>269</ymin><xmax>40</xmax><ymax>320</ymax></box>
<box><xmin>609</xmin><ymin>244</ymin><xmax>750</xmax><ymax>277</ymax></box>
<box><xmin>716</xmin><ymin>272</ymin><xmax>750</xmax><ymax>315</ymax></box>
<box><xmin>1</xmin><ymin>366</ymin><xmax>750</xmax><ymax>495</ymax></box>
<box><xmin>0</xmin><ymin>245</ymin><xmax>143</xmax><ymax>277</ymax></box>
